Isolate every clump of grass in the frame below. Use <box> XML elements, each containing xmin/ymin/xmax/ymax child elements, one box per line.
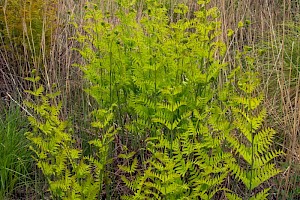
<box><xmin>259</xmin><ymin>20</ymin><xmax>300</xmax><ymax>200</ymax></box>
<box><xmin>0</xmin><ymin>103</ymin><xmax>33</xmax><ymax>199</ymax></box>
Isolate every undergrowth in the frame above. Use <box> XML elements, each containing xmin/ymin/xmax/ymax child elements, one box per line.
<box><xmin>21</xmin><ymin>0</ymin><xmax>283</xmax><ymax>199</ymax></box>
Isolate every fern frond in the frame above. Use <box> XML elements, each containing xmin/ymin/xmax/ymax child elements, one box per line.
<box><xmin>157</xmin><ymin>101</ymin><xmax>187</xmax><ymax>112</ymax></box>
<box><xmin>174</xmin><ymin>159</ymin><xmax>192</xmax><ymax>176</ymax></box>
<box><xmin>118</xmin><ymin>152</ymin><xmax>136</xmax><ymax>159</ymax></box>
<box><xmin>24</xmin><ymin>85</ymin><xmax>44</xmax><ymax>97</ymax></box>
<box><xmin>75</xmin><ymin>159</ymin><xmax>90</xmax><ymax>178</ymax></box>
<box><xmin>226</xmin><ymin>135</ymin><xmax>252</xmax><ymax>164</ymax></box>
<box><xmin>253</xmin><ymin>128</ymin><xmax>276</xmax><ymax>154</ymax></box>
<box><xmin>252</xmin><ymin>150</ymin><xmax>283</xmax><ymax>168</ymax></box>
<box><xmin>121</xmin><ymin>175</ymin><xmax>135</xmax><ymax>191</ymax></box>
<box><xmin>230</xmin><ymin>162</ymin><xmax>281</xmax><ymax>190</ymax></box>
<box><xmin>207</xmin><ymin>61</ymin><xmax>225</xmax><ymax>82</ymax></box>
<box><xmin>225</xmin><ymin>192</ymin><xmax>243</xmax><ymax>200</ymax></box>
<box><xmin>232</xmin><ymin>94</ymin><xmax>264</xmax><ymax>110</ymax></box>
<box><xmin>118</xmin><ymin>157</ymin><xmax>139</xmax><ymax>174</ymax></box>
<box><xmin>232</xmin><ymin>119</ymin><xmax>251</xmax><ymax>141</ymax></box>
<box><xmin>237</xmin><ymin>71</ymin><xmax>260</xmax><ymax>94</ymax></box>
<box><xmin>250</xmin><ymin>109</ymin><xmax>267</xmax><ymax>131</ymax></box>
<box><xmin>147</xmin><ymin>136</ymin><xmax>171</xmax><ymax>150</ymax></box>
<box><xmin>249</xmin><ymin>188</ymin><xmax>270</xmax><ymax>200</ymax></box>
<box><xmin>249</xmin><ymin>164</ymin><xmax>281</xmax><ymax>190</ymax></box>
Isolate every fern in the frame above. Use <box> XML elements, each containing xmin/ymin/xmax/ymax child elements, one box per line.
<box><xmin>119</xmin><ymin>118</ymin><xmax>232</xmax><ymax>199</ymax></box>
<box><xmin>118</xmin><ymin>157</ymin><xmax>139</xmax><ymax>175</ymax></box>
<box><xmin>25</xmin><ymin>81</ymin><xmax>86</xmax><ymax>198</ymax></box>
<box><xmin>224</xmin><ymin>60</ymin><xmax>283</xmax><ymax>199</ymax></box>
<box><xmin>24</xmin><ymin>72</ymin><xmax>116</xmax><ymax>199</ymax></box>
<box><xmin>73</xmin><ymin>0</ymin><xmax>283</xmax><ymax>199</ymax></box>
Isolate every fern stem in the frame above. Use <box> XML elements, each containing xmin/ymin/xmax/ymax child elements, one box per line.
<box><xmin>170</xmin><ymin>98</ymin><xmax>174</xmax><ymax>158</ymax></box>
<box><xmin>109</xmin><ymin>49</ymin><xmax>113</xmax><ymax>105</ymax></box>
<box><xmin>116</xmin><ymin>89</ymin><xmax>124</xmax><ymax>136</ymax></box>
<box><xmin>249</xmin><ymin>88</ymin><xmax>254</xmax><ymax>198</ymax></box>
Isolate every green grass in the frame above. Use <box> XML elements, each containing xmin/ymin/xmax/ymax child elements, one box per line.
<box><xmin>0</xmin><ymin>103</ymin><xmax>33</xmax><ymax>199</ymax></box>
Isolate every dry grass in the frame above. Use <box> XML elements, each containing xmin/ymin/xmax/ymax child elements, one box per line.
<box><xmin>211</xmin><ymin>1</ymin><xmax>300</xmax><ymax>199</ymax></box>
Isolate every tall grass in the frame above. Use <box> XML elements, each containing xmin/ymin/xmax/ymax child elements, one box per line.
<box><xmin>257</xmin><ymin>19</ymin><xmax>300</xmax><ymax>200</ymax></box>
<box><xmin>0</xmin><ymin>103</ymin><xmax>32</xmax><ymax>199</ymax></box>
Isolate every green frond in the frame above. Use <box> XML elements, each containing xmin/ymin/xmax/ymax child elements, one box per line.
<box><xmin>75</xmin><ymin>160</ymin><xmax>90</xmax><ymax>178</ymax></box>
<box><xmin>147</xmin><ymin>136</ymin><xmax>171</xmax><ymax>150</ymax></box>
<box><xmin>24</xmin><ymin>75</ymin><xmax>41</xmax><ymax>83</ymax></box>
<box><xmin>37</xmin><ymin>161</ymin><xmax>54</xmax><ymax>176</ymax></box>
<box><xmin>89</xmin><ymin>139</ymin><xmax>104</xmax><ymax>150</ymax></box>
<box><xmin>120</xmin><ymin>195</ymin><xmax>132</xmax><ymax>200</ymax></box>
<box><xmin>152</xmin><ymin>117</ymin><xmax>174</xmax><ymax>130</ymax></box>
<box><xmin>253</xmin><ymin>128</ymin><xmax>276</xmax><ymax>154</ymax></box>
<box><xmin>232</xmin><ymin>94</ymin><xmax>264</xmax><ymax>110</ymax></box>
<box><xmin>194</xmin><ymin>173</ymin><xmax>227</xmax><ymax>190</ymax></box>
<box><xmin>118</xmin><ymin>157</ymin><xmax>138</xmax><ymax>174</ymax></box>
<box><xmin>147</xmin><ymin>170</ymin><xmax>180</xmax><ymax>184</ymax></box>
<box><xmin>232</xmin><ymin>107</ymin><xmax>251</xmax><ymax>125</ymax></box>
<box><xmin>193</xmin><ymin>108</ymin><xmax>209</xmax><ymax>121</ymax></box>
<box><xmin>252</xmin><ymin>150</ymin><xmax>283</xmax><ymax>168</ymax></box>
<box><xmin>90</xmin><ymin>108</ymin><xmax>114</xmax><ymax>128</ymax></box>
<box><xmin>250</xmin><ymin>109</ymin><xmax>267</xmax><ymax>131</ymax></box>
<box><xmin>207</xmin><ymin>61</ymin><xmax>225</xmax><ymax>81</ymax></box>
<box><xmin>24</xmin><ymin>85</ymin><xmax>44</xmax><ymax>97</ymax></box>
<box><xmin>121</xmin><ymin>176</ymin><xmax>135</xmax><ymax>191</ymax></box>
<box><xmin>68</xmin><ymin>149</ymin><xmax>81</xmax><ymax>160</ymax></box>
<box><xmin>118</xmin><ymin>152</ymin><xmax>136</xmax><ymax>159</ymax></box>
<box><xmin>46</xmin><ymin>91</ymin><xmax>61</xmax><ymax>99</ymax></box>
<box><xmin>249</xmin><ymin>164</ymin><xmax>281</xmax><ymax>190</ymax></box>
<box><xmin>129</xmin><ymin>158</ymin><xmax>138</xmax><ymax>173</ymax></box>
<box><xmin>66</xmin><ymin>1</ymin><xmax>284</xmax><ymax>199</ymax></box>
<box><xmin>249</xmin><ymin>188</ymin><xmax>270</xmax><ymax>200</ymax></box>
<box><xmin>157</xmin><ymin>101</ymin><xmax>187</xmax><ymax>112</ymax></box>
<box><xmin>225</xmin><ymin>192</ymin><xmax>243</xmax><ymax>200</ymax></box>
<box><xmin>129</xmin><ymin>95</ymin><xmax>156</xmax><ymax>118</ymax></box>
<box><xmin>237</xmin><ymin>71</ymin><xmax>260</xmax><ymax>94</ymax></box>
<box><xmin>230</xmin><ymin>162</ymin><xmax>251</xmax><ymax>188</ymax></box>
<box><xmin>230</xmin><ymin>162</ymin><xmax>281</xmax><ymax>190</ymax></box>
<box><xmin>132</xmin><ymin>104</ymin><xmax>151</xmax><ymax>118</ymax></box>
<box><xmin>152</xmin><ymin>110</ymin><xmax>191</xmax><ymax>131</ymax></box>
<box><xmin>87</xmin><ymin>156</ymin><xmax>104</xmax><ymax>171</ymax></box>
<box><xmin>23</xmin><ymin>100</ymin><xmax>36</xmax><ymax>110</ymax></box>
<box><xmin>226</xmin><ymin>135</ymin><xmax>253</xmax><ymax>164</ymax></box>
<box><xmin>232</xmin><ymin>119</ymin><xmax>252</xmax><ymax>141</ymax></box>
<box><xmin>147</xmin><ymin>161</ymin><xmax>166</xmax><ymax>174</ymax></box>
<box><xmin>174</xmin><ymin>159</ymin><xmax>192</xmax><ymax>176</ymax></box>
<box><xmin>155</xmin><ymin>117</ymin><xmax>183</xmax><ymax>131</ymax></box>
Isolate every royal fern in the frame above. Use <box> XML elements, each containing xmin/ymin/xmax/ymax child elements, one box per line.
<box><xmin>24</xmin><ymin>72</ymin><xmax>116</xmax><ymax>199</ymax></box>
<box><xmin>224</xmin><ymin>62</ymin><xmax>283</xmax><ymax>199</ymax></box>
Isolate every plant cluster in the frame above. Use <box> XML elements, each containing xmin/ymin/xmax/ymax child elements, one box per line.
<box><xmin>23</xmin><ymin>0</ymin><xmax>283</xmax><ymax>199</ymax></box>
<box><xmin>24</xmin><ymin>71</ymin><xmax>116</xmax><ymax>199</ymax></box>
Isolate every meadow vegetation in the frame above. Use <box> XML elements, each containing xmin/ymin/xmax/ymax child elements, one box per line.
<box><xmin>0</xmin><ymin>0</ymin><xmax>299</xmax><ymax>199</ymax></box>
